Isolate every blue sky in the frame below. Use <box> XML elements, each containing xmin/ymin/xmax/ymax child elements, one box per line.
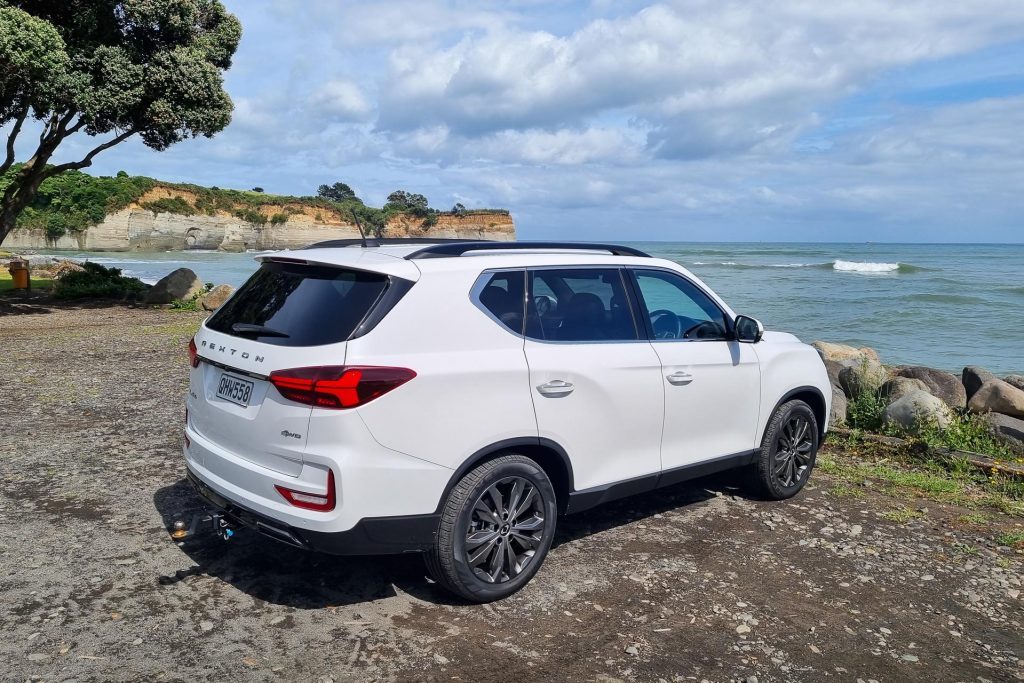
<box><xmin>44</xmin><ymin>1</ymin><xmax>1024</xmax><ymax>242</ymax></box>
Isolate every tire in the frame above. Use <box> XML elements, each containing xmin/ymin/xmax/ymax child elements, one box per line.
<box><xmin>751</xmin><ymin>399</ymin><xmax>819</xmax><ymax>500</ymax></box>
<box><xmin>425</xmin><ymin>454</ymin><xmax>558</xmax><ymax>602</ymax></box>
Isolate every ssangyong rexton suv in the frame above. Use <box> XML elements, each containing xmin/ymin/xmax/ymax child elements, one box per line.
<box><xmin>184</xmin><ymin>240</ymin><xmax>831</xmax><ymax>602</ymax></box>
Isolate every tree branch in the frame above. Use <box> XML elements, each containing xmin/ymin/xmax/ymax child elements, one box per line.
<box><xmin>1</xmin><ymin>109</ymin><xmax>28</xmax><ymax>176</ymax></box>
<box><xmin>46</xmin><ymin>129</ymin><xmax>136</xmax><ymax>176</ymax></box>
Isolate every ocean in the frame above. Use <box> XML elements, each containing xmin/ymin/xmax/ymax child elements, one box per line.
<box><xmin>30</xmin><ymin>242</ymin><xmax>1024</xmax><ymax>375</ymax></box>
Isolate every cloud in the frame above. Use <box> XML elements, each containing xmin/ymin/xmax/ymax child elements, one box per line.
<box><xmin>309</xmin><ymin>80</ymin><xmax>374</xmax><ymax>121</ymax></box>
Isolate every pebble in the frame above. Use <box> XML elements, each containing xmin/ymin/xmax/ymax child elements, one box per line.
<box><xmin>433</xmin><ymin>653</ymin><xmax>449</xmax><ymax>665</ymax></box>
<box><xmin>27</xmin><ymin>654</ymin><xmax>48</xmax><ymax>662</ymax></box>
<box><xmin>269</xmin><ymin>615</ymin><xmax>287</xmax><ymax>625</ymax></box>
<box><xmin>901</xmin><ymin>654</ymin><xmax>919</xmax><ymax>662</ymax></box>
<box><xmin>736</xmin><ymin>624</ymin><xmax>751</xmax><ymax>634</ymax></box>
<box><xmin>199</xmin><ymin>620</ymin><xmax>214</xmax><ymax>632</ymax></box>
<box><xmin>625</xmin><ymin>645</ymin><xmax>639</xmax><ymax>655</ymax></box>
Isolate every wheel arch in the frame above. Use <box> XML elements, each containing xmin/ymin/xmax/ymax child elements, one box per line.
<box><xmin>763</xmin><ymin>386</ymin><xmax>828</xmax><ymax>444</ymax></box>
<box><xmin>434</xmin><ymin>438</ymin><xmax>575</xmax><ymax>515</ymax></box>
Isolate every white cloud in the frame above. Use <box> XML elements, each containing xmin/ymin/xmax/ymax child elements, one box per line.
<box><xmin>309</xmin><ymin>80</ymin><xmax>374</xmax><ymax>121</ymax></box>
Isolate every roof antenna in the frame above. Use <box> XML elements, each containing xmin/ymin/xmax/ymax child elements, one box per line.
<box><xmin>349</xmin><ymin>209</ymin><xmax>375</xmax><ymax>248</ymax></box>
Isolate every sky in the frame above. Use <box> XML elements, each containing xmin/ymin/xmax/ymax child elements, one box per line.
<box><xmin>36</xmin><ymin>0</ymin><xmax>1024</xmax><ymax>242</ymax></box>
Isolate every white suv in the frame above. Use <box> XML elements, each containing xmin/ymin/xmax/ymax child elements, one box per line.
<box><xmin>184</xmin><ymin>240</ymin><xmax>830</xmax><ymax>601</ymax></box>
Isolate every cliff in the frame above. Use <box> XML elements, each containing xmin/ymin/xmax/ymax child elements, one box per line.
<box><xmin>4</xmin><ymin>183</ymin><xmax>515</xmax><ymax>252</ymax></box>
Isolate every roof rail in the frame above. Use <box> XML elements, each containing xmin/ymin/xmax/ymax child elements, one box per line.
<box><xmin>303</xmin><ymin>237</ymin><xmax>488</xmax><ymax>250</ymax></box>
<box><xmin>404</xmin><ymin>241</ymin><xmax>651</xmax><ymax>260</ymax></box>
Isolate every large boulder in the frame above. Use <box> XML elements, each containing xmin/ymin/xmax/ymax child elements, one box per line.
<box><xmin>883</xmin><ymin>390</ymin><xmax>952</xmax><ymax>433</ymax></box>
<box><xmin>838</xmin><ymin>360</ymin><xmax>887</xmax><ymax>399</ymax></box>
<box><xmin>1004</xmin><ymin>375</ymin><xmax>1024</xmax><ymax>392</ymax></box>
<box><xmin>145</xmin><ymin>268</ymin><xmax>203</xmax><ymax>305</ymax></box>
<box><xmin>812</xmin><ymin>341</ymin><xmax>881</xmax><ymax>365</ymax></box>
<box><xmin>962</xmin><ymin>366</ymin><xmax>996</xmax><ymax>401</ymax></box>
<box><xmin>200</xmin><ymin>284</ymin><xmax>235</xmax><ymax>311</ymax></box>
<box><xmin>985</xmin><ymin>413</ymin><xmax>1024</xmax><ymax>449</ymax></box>
<box><xmin>892</xmin><ymin>366</ymin><xmax>966</xmax><ymax>409</ymax></box>
<box><xmin>968</xmin><ymin>380</ymin><xmax>1024</xmax><ymax>420</ymax></box>
<box><xmin>879</xmin><ymin>376</ymin><xmax>930</xmax><ymax>404</ymax></box>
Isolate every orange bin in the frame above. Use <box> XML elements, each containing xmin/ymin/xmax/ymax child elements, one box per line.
<box><xmin>7</xmin><ymin>259</ymin><xmax>30</xmax><ymax>289</ymax></box>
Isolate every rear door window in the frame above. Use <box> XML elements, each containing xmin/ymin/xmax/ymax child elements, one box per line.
<box><xmin>206</xmin><ymin>261</ymin><xmax>389</xmax><ymax>346</ymax></box>
<box><xmin>525</xmin><ymin>268</ymin><xmax>639</xmax><ymax>342</ymax></box>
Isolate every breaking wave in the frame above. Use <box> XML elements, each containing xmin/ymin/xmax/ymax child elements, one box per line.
<box><xmin>690</xmin><ymin>260</ymin><xmax>924</xmax><ymax>273</ymax></box>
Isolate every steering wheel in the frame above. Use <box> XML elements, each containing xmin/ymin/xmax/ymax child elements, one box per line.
<box><xmin>533</xmin><ymin>295</ymin><xmax>556</xmax><ymax>316</ymax></box>
<box><xmin>648</xmin><ymin>309</ymin><xmax>682</xmax><ymax>339</ymax></box>
<box><xmin>682</xmin><ymin>320</ymin><xmax>723</xmax><ymax>339</ymax></box>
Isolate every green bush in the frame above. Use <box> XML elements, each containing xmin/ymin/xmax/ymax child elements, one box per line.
<box><xmin>916</xmin><ymin>412</ymin><xmax>1017</xmax><ymax>458</ymax></box>
<box><xmin>846</xmin><ymin>389</ymin><xmax>887</xmax><ymax>431</ymax></box>
<box><xmin>269</xmin><ymin>212</ymin><xmax>288</xmax><ymax>225</ymax></box>
<box><xmin>141</xmin><ymin>196</ymin><xmax>196</xmax><ymax>216</ymax></box>
<box><xmin>233</xmin><ymin>207</ymin><xmax>267</xmax><ymax>225</ymax></box>
<box><xmin>52</xmin><ymin>262</ymin><xmax>148</xmax><ymax>300</ymax></box>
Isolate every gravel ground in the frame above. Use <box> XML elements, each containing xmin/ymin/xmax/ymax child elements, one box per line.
<box><xmin>1</xmin><ymin>301</ymin><xmax>1022</xmax><ymax>683</ymax></box>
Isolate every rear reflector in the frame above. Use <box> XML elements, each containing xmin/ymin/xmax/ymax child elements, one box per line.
<box><xmin>275</xmin><ymin>469</ymin><xmax>336</xmax><ymax>511</ymax></box>
<box><xmin>268</xmin><ymin>366</ymin><xmax>416</xmax><ymax>409</ymax></box>
<box><xmin>188</xmin><ymin>337</ymin><xmax>199</xmax><ymax>368</ymax></box>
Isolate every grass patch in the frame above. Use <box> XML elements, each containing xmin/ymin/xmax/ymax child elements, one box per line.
<box><xmin>882</xmin><ymin>506</ymin><xmax>925</xmax><ymax>523</ymax></box>
<box><xmin>994</xmin><ymin>530</ymin><xmax>1024</xmax><ymax>548</ymax></box>
<box><xmin>818</xmin><ymin>442</ymin><xmax>1024</xmax><ymax>517</ymax></box>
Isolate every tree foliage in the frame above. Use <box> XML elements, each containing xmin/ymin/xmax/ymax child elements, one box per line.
<box><xmin>317</xmin><ymin>182</ymin><xmax>360</xmax><ymax>203</ymax></box>
<box><xmin>0</xmin><ymin>0</ymin><xmax>241</xmax><ymax>245</ymax></box>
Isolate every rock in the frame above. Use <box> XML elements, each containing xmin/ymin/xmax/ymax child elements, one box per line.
<box><xmin>812</xmin><ymin>341</ymin><xmax>880</xmax><ymax>364</ymax></box>
<box><xmin>985</xmin><ymin>413</ymin><xmax>1024</xmax><ymax>447</ymax></box>
<box><xmin>200</xmin><ymin>283</ymin><xmax>235</xmax><ymax>311</ymax></box>
<box><xmin>883</xmin><ymin>390</ymin><xmax>952</xmax><ymax>432</ymax></box>
<box><xmin>879</xmin><ymin>377</ymin><xmax>930</xmax><ymax>405</ymax></box>
<box><xmin>1004</xmin><ymin>375</ymin><xmax>1024</xmax><ymax>392</ymax></box>
<box><xmin>829</xmin><ymin>385</ymin><xmax>848</xmax><ymax>427</ymax></box>
<box><xmin>433</xmin><ymin>652</ymin><xmax>449</xmax><ymax>665</ymax></box>
<box><xmin>199</xmin><ymin>620</ymin><xmax>214</xmax><ymax>632</ymax></box>
<box><xmin>892</xmin><ymin>366</ymin><xmax>967</xmax><ymax>409</ymax></box>
<box><xmin>838</xmin><ymin>360</ymin><xmax>887</xmax><ymax>398</ymax></box>
<box><xmin>962</xmin><ymin>366</ymin><xmax>997</xmax><ymax>401</ymax></box>
<box><xmin>624</xmin><ymin>645</ymin><xmax>639</xmax><ymax>655</ymax></box>
<box><xmin>145</xmin><ymin>268</ymin><xmax>202</xmax><ymax>304</ymax></box>
<box><xmin>968</xmin><ymin>380</ymin><xmax>1024</xmax><ymax>419</ymax></box>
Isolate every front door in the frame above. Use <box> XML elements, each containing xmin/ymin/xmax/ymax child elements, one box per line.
<box><xmin>629</xmin><ymin>268</ymin><xmax>761</xmax><ymax>472</ymax></box>
<box><xmin>523</xmin><ymin>267</ymin><xmax>664</xmax><ymax>491</ymax></box>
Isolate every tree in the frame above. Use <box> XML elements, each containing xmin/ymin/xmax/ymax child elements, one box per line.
<box><xmin>0</xmin><ymin>1</ymin><xmax>241</xmax><ymax>246</ymax></box>
<box><xmin>451</xmin><ymin>202</ymin><xmax>466</xmax><ymax>216</ymax></box>
<box><xmin>385</xmin><ymin>190</ymin><xmax>430</xmax><ymax>216</ymax></box>
<box><xmin>317</xmin><ymin>182</ymin><xmax>359</xmax><ymax>203</ymax></box>
<box><xmin>251</xmin><ymin>186</ymin><xmax>264</xmax><ymax>193</ymax></box>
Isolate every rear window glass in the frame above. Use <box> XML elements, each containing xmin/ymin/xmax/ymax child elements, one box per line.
<box><xmin>206</xmin><ymin>261</ymin><xmax>389</xmax><ymax>347</ymax></box>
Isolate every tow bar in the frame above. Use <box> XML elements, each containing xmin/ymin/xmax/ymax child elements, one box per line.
<box><xmin>170</xmin><ymin>511</ymin><xmax>237</xmax><ymax>542</ymax></box>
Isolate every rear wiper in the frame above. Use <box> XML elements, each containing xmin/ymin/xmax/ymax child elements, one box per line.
<box><xmin>231</xmin><ymin>323</ymin><xmax>290</xmax><ymax>338</ymax></box>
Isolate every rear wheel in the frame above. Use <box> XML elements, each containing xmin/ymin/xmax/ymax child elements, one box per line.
<box><xmin>426</xmin><ymin>455</ymin><xmax>557</xmax><ymax>602</ymax></box>
<box><xmin>752</xmin><ymin>399</ymin><xmax>819</xmax><ymax>500</ymax></box>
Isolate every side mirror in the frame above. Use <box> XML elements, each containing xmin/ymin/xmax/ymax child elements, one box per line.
<box><xmin>734</xmin><ymin>315</ymin><xmax>764</xmax><ymax>343</ymax></box>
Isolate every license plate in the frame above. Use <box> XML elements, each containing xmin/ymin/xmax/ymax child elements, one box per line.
<box><xmin>216</xmin><ymin>373</ymin><xmax>254</xmax><ymax>407</ymax></box>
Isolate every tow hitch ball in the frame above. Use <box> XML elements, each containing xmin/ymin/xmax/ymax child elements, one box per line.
<box><xmin>170</xmin><ymin>512</ymin><xmax>236</xmax><ymax>542</ymax></box>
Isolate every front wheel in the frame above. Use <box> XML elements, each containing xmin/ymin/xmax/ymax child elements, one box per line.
<box><xmin>425</xmin><ymin>455</ymin><xmax>558</xmax><ymax>602</ymax></box>
<box><xmin>751</xmin><ymin>399</ymin><xmax>819</xmax><ymax>500</ymax></box>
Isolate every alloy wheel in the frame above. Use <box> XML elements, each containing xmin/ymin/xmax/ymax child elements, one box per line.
<box><xmin>464</xmin><ymin>476</ymin><xmax>546</xmax><ymax>584</ymax></box>
<box><xmin>774</xmin><ymin>413</ymin><xmax>814</xmax><ymax>487</ymax></box>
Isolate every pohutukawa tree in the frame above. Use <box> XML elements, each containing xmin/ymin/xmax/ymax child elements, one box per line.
<box><xmin>0</xmin><ymin>0</ymin><xmax>241</xmax><ymax>245</ymax></box>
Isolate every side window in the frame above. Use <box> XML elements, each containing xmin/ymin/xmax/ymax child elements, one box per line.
<box><xmin>632</xmin><ymin>269</ymin><xmax>729</xmax><ymax>341</ymax></box>
<box><xmin>476</xmin><ymin>270</ymin><xmax>525</xmax><ymax>335</ymax></box>
<box><xmin>525</xmin><ymin>268</ymin><xmax>638</xmax><ymax>342</ymax></box>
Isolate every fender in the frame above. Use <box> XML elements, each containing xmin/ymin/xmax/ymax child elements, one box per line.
<box><xmin>432</xmin><ymin>437</ymin><xmax>575</xmax><ymax>514</ymax></box>
<box><xmin>762</xmin><ymin>385</ymin><xmax>828</xmax><ymax>443</ymax></box>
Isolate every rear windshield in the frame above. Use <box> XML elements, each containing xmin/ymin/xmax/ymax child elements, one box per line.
<box><xmin>206</xmin><ymin>261</ymin><xmax>389</xmax><ymax>347</ymax></box>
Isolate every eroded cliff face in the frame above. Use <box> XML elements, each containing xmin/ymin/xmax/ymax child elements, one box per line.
<box><xmin>3</xmin><ymin>186</ymin><xmax>515</xmax><ymax>251</ymax></box>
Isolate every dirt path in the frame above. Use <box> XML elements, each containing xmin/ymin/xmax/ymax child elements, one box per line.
<box><xmin>1</xmin><ymin>303</ymin><xmax>1022</xmax><ymax>682</ymax></box>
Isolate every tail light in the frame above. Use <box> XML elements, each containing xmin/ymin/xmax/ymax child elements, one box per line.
<box><xmin>276</xmin><ymin>470</ymin><xmax>336</xmax><ymax>511</ymax></box>
<box><xmin>188</xmin><ymin>337</ymin><xmax>199</xmax><ymax>368</ymax></box>
<box><xmin>268</xmin><ymin>366</ymin><xmax>416</xmax><ymax>409</ymax></box>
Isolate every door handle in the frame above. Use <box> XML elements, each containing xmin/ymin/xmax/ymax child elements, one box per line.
<box><xmin>537</xmin><ymin>380</ymin><xmax>574</xmax><ymax>397</ymax></box>
<box><xmin>666</xmin><ymin>371</ymin><xmax>693</xmax><ymax>386</ymax></box>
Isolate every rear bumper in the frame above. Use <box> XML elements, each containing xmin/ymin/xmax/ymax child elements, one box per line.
<box><xmin>186</xmin><ymin>467</ymin><xmax>440</xmax><ymax>555</ymax></box>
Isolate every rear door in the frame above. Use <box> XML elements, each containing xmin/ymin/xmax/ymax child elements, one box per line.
<box><xmin>523</xmin><ymin>267</ymin><xmax>664</xmax><ymax>491</ymax></box>
<box><xmin>188</xmin><ymin>260</ymin><xmax>393</xmax><ymax>476</ymax></box>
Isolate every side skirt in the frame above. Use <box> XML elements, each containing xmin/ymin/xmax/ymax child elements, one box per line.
<box><xmin>565</xmin><ymin>450</ymin><xmax>758</xmax><ymax>515</ymax></box>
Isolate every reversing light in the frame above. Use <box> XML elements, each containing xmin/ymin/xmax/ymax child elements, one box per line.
<box><xmin>275</xmin><ymin>470</ymin><xmax>336</xmax><ymax>512</ymax></box>
<box><xmin>268</xmin><ymin>366</ymin><xmax>416</xmax><ymax>409</ymax></box>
